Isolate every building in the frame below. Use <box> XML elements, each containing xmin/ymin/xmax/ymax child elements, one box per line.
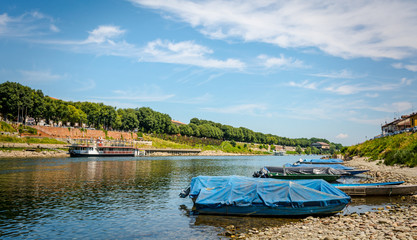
<box><xmin>381</xmin><ymin>112</ymin><xmax>417</xmax><ymax>134</ymax></box>
<box><xmin>311</xmin><ymin>142</ymin><xmax>330</xmax><ymax>150</ymax></box>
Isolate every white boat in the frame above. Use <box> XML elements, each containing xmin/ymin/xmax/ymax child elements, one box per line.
<box><xmin>68</xmin><ymin>139</ymin><xmax>138</xmax><ymax>157</ymax></box>
<box><xmin>273</xmin><ymin>150</ymin><xmax>286</xmax><ymax>156</ymax></box>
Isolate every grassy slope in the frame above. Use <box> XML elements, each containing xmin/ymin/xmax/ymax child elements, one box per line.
<box><xmin>143</xmin><ymin>135</ymin><xmax>268</xmax><ymax>154</ymax></box>
<box><xmin>0</xmin><ymin>135</ymin><xmax>67</xmax><ymax>144</ymax></box>
<box><xmin>344</xmin><ymin>132</ymin><xmax>417</xmax><ymax>167</ymax></box>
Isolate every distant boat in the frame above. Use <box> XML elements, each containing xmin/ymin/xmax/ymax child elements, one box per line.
<box><xmin>68</xmin><ymin>138</ymin><xmax>137</xmax><ymax>157</ymax></box>
<box><xmin>273</xmin><ymin>150</ymin><xmax>286</xmax><ymax>156</ymax></box>
<box><xmin>253</xmin><ymin>166</ymin><xmax>346</xmax><ymax>182</ymax></box>
<box><xmin>334</xmin><ymin>182</ymin><xmax>417</xmax><ymax>196</ymax></box>
<box><xmin>180</xmin><ymin>176</ymin><xmax>351</xmax><ymax>217</ymax></box>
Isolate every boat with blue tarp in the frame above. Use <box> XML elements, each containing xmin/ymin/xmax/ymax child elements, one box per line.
<box><xmin>180</xmin><ymin>176</ymin><xmax>351</xmax><ymax>217</ymax></box>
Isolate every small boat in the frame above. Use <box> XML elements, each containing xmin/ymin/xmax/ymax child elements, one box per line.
<box><xmin>286</xmin><ymin>163</ymin><xmax>353</xmax><ymax>170</ymax></box>
<box><xmin>296</xmin><ymin>158</ymin><xmax>344</xmax><ymax>164</ymax></box>
<box><xmin>253</xmin><ymin>166</ymin><xmax>345</xmax><ymax>182</ymax></box>
<box><xmin>273</xmin><ymin>150</ymin><xmax>286</xmax><ymax>156</ymax></box>
<box><xmin>332</xmin><ymin>181</ymin><xmax>404</xmax><ymax>187</ymax></box>
<box><xmin>334</xmin><ymin>182</ymin><xmax>417</xmax><ymax>196</ymax></box>
<box><xmin>285</xmin><ymin>163</ymin><xmax>369</xmax><ymax>175</ymax></box>
<box><xmin>180</xmin><ymin>176</ymin><xmax>351</xmax><ymax>217</ymax></box>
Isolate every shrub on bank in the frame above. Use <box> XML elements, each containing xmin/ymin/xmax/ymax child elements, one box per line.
<box><xmin>345</xmin><ymin>132</ymin><xmax>417</xmax><ymax>167</ymax></box>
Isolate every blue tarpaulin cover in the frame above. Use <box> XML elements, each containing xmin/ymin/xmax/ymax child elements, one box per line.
<box><xmin>284</xmin><ymin>163</ymin><xmax>353</xmax><ymax>170</ymax></box>
<box><xmin>189</xmin><ymin>176</ymin><xmax>350</xmax><ymax>209</ymax></box>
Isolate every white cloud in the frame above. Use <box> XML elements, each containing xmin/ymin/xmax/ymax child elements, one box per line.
<box><xmin>143</xmin><ymin>39</ymin><xmax>245</xmax><ymax>69</ymax></box>
<box><xmin>203</xmin><ymin>103</ymin><xmax>268</xmax><ymax>116</ymax></box>
<box><xmin>288</xmin><ymin>80</ymin><xmax>318</xmax><ymax>90</ymax></box>
<box><xmin>310</xmin><ymin>69</ymin><xmax>363</xmax><ymax>79</ymax></box>
<box><xmin>19</xmin><ymin>70</ymin><xmax>64</xmax><ymax>82</ymax></box>
<box><xmin>258</xmin><ymin>54</ymin><xmax>304</xmax><ymax>69</ymax></box>
<box><xmin>392</xmin><ymin>63</ymin><xmax>417</xmax><ymax>72</ymax></box>
<box><xmin>85</xmin><ymin>25</ymin><xmax>125</xmax><ymax>44</ymax></box>
<box><xmin>97</xmin><ymin>85</ymin><xmax>175</xmax><ymax>102</ymax></box>
<box><xmin>289</xmin><ymin>78</ymin><xmax>412</xmax><ymax>95</ymax></box>
<box><xmin>39</xmin><ymin>25</ymin><xmax>244</xmax><ymax>70</ymax></box>
<box><xmin>336</xmin><ymin>133</ymin><xmax>348</xmax><ymax>139</ymax></box>
<box><xmin>131</xmin><ymin>0</ymin><xmax>417</xmax><ymax>60</ymax></box>
<box><xmin>0</xmin><ymin>11</ymin><xmax>59</xmax><ymax>37</ymax></box>
<box><xmin>370</xmin><ymin>101</ymin><xmax>413</xmax><ymax>113</ymax></box>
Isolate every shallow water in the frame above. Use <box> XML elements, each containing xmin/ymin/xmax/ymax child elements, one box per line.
<box><xmin>0</xmin><ymin>155</ymin><xmax>409</xmax><ymax>239</ymax></box>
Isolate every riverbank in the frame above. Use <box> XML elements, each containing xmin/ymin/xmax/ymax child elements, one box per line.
<box><xmin>232</xmin><ymin>156</ymin><xmax>417</xmax><ymax>239</ymax></box>
<box><xmin>0</xmin><ymin>148</ymin><xmax>252</xmax><ymax>158</ymax></box>
<box><xmin>344</xmin><ymin>156</ymin><xmax>417</xmax><ymax>184</ymax></box>
<box><xmin>243</xmin><ymin>203</ymin><xmax>417</xmax><ymax>239</ymax></box>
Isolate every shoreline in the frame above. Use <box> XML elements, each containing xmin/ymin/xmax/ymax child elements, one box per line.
<box><xmin>235</xmin><ymin>156</ymin><xmax>417</xmax><ymax>239</ymax></box>
<box><xmin>0</xmin><ymin>148</ymin><xmax>254</xmax><ymax>159</ymax></box>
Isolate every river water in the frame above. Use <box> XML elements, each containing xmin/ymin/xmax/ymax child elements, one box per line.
<box><xmin>0</xmin><ymin>155</ymin><xmax>408</xmax><ymax>239</ymax></box>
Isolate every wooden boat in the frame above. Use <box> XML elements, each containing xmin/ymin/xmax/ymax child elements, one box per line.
<box><xmin>334</xmin><ymin>182</ymin><xmax>417</xmax><ymax>196</ymax></box>
<box><xmin>181</xmin><ymin>176</ymin><xmax>351</xmax><ymax>217</ymax></box>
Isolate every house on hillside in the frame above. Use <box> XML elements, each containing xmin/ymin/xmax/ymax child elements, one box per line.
<box><xmin>381</xmin><ymin>112</ymin><xmax>417</xmax><ymax>134</ymax></box>
<box><xmin>311</xmin><ymin>142</ymin><xmax>330</xmax><ymax>150</ymax></box>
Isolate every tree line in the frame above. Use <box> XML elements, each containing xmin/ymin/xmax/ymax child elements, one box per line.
<box><xmin>0</xmin><ymin>81</ymin><xmax>342</xmax><ymax>149</ymax></box>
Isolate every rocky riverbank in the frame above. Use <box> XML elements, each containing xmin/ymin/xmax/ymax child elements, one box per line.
<box><xmin>222</xmin><ymin>156</ymin><xmax>417</xmax><ymax>239</ymax></box>
<box><xmin>241</xmin><ymin>203</ymin><xmax>417</xmax><ymax>239</ymax></box>
<box><xmin>344</xmin><ymin>156</ymin><xmax>417</xmax><ymax>184</ymax></box>
<box><xmin>0</xmin><ymin>149</ymin><xmax>68</xmax><ymax>158</ymax></box>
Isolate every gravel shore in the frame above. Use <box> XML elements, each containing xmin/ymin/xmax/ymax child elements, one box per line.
<box><xmin>224</xmin><ymin>157</ymin><xmax>417</xmax><ymax>240</ymax></box>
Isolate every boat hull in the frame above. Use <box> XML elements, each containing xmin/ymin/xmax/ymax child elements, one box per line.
<box><xmin>196</xmin><ymin>204</ymin><xmax>347</xmax><ymax>217</ymax></box>
<box><xmin>267</xmin><ymin>173</ymin><xmax>341</xmax><ymax>182</ymax></box>
<box><xmin>336</xmin><ymin>185</ymin><xmax>417</xmax><ymax>196</ymax></box>
<box><xmin>69</xmin><ymin>152</ymin><xmax>135</xmax><ymax>157</ymax></box>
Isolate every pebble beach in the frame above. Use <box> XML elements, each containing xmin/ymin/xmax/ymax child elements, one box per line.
<box><xmin>228</xmin><ymin>157</ymin><xmax>417</xmax><ymax>240</ymax></box>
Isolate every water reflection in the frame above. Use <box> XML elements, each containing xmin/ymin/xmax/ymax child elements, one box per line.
<box><xmin>0</xmin><ymin>155</ymin><xmax>411</xmax><ymax>239</ymax></box>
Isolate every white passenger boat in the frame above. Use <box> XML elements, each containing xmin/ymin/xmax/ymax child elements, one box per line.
<box><xmin>68</xmin><ymin>138</ymin><xmax>137</xmax><ymax>157</ymax></box>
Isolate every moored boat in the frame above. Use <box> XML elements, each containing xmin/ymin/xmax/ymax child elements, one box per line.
<box><xmin>285</xmin><ymin>163</ymin><xmax>369</xmax><ymax>175</ymax></box>
<box><xmin>68</xmin><ymin>138</ymin><xmax>137</xmax><ymax>157</ymax></box>
<box><xmin>253</xmin><ymin>166</ymin><xmax>346</xmax><ymax>182</ymax></box>
<box><xmin>180</xmin><ymin>176</ymin><xmax>351</xmax><ymax>217</ymax></box>
<box><xmin>296</xmin><ymin>158</ymin><xmax>345</xmax><ymax>164</ymax></box>
<box><xmin>334</xmin><ymin>182</ymin><xmax>417</xmax><ymax>196</ymax></box>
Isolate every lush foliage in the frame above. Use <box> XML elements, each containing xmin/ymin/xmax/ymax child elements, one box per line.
<box><xmin>0</xmin><ymin>121</ymin><xmax>16</xmax><ymax>132</ymax></box>
<box><xmin>343</xmin><ymin>132</ymin><xmax>417</xmax><ymax>167</ymax></box>
<box><xmin>18</xmin><ymin>125</ymin><xmax>37</xmax><ymax>135</ymax></box>
<box><xmin>0</xmin><ymin>82</ymin><xmax>341</xmax><ymax>149</ymax></box>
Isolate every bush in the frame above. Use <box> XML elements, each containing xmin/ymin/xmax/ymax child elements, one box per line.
<box><xmin>0</xmin><ymin>121</ymin><xmax>16</xmax><ymax>132</ymax></box>
<box><xmin>18</xmin><ymin>125</ymin><xmax>37</xmax><ymax>135</ymax></box>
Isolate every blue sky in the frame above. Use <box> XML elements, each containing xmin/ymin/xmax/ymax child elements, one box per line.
<box><xmin>1</xmin><ymin>0</ymin><xmax>417</xmax><ymax>146</ymax></box>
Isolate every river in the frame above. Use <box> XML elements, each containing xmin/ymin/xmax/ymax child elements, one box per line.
<box><xmin>0</xmin><ymin>155</ymin><xmax>408</xmax><ymax>239</ymax></box>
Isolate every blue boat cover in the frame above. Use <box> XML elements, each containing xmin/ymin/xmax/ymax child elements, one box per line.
<box><xmin>189</xmin><ymin>176</ymin><xmax>350</xmax><ymax>209</ymax></box>
<box><xmin>299</xmin><ymin>159</ymin><xmax>344</xmax><ymax>163</ymax></box>
<box><xmin>285</xmin><ymin>163</ymin><xmax>353</xmax><ymax>170</ymax></box>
